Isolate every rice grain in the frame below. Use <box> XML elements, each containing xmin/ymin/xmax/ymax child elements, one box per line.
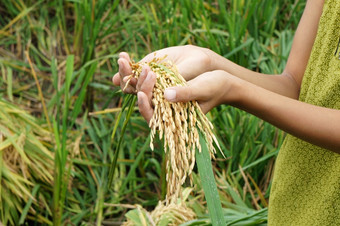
<box><xmin>125</xmin><ymin>56</ymin><xmax>221</xmax><ymax>204</ymax></box>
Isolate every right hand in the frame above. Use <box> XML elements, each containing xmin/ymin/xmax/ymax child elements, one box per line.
<box><xmin>137</xmin><ymin>70</ymin><xmax>242</xmax><ymax>123</ymax></box>
<box><xmin>112</xmin><ymin>45</ymin><xmax>214</xmax><ymax>94</ymax></box>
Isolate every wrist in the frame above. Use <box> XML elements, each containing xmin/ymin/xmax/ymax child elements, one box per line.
<box><xmin>199</xmin><ymin>47</ymin><xmax>217</xmax><ymax>71</ymax></box>
<box><xmin>226</xmin><ymin>76</ymin><xmax>246</xmax><ymax>106</ymax></box>
<box><xmin>204</xmin><ymin>48</ymin><xmax>232</xmax><ymax>73</ymax></box>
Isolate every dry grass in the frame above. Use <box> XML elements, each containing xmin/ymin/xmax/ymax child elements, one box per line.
<box><xmin>0</xmin><ymin>99</ymin><xmax>54</xmax><ymax>223</ymax></box>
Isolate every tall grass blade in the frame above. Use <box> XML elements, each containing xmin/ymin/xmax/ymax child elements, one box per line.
<box><xmin>71</xmin><ymin>62</ymin><xmax>97</xmax><ymax>123</ymax></box>
<box><xmin>6</xmin><ymin>66</ymin><xmax>13</xmax><ymax>101</ymax></box>
<box><xmin>196</xmin><ymin>132</ymin><xmax>224</xmax><ymax>225</ymax></box>
<box><xmin>18</xmin><ymin>184</ymin><xmax>40</xmax><ymax>225</ymax></box>
<box><xmin>53</xmin><ymin>55</ymin><xmax>74</xmax><ymax>226</ymax></box>
<box><xmin>108</xmin><ymin>95</ymin><xmax>137</xmax><ymax>188</ymax></box>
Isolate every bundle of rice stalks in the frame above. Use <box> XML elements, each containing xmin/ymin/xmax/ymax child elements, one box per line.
<box><xmin>0</xmin><ymin>99</ymin><xmax>54</xmax><ymax>225</ymax></box>
<box><xmin>125</xmin><ymin>56</ymin><xmax>221</xmax><ymax>204</ymax></box>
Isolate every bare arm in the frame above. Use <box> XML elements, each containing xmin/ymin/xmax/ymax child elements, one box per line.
<box><xmin>114</xmin><ymin>0</ymin><xmax>340</xmax><ymax>153</ymax></box>
<box><xmin>160</xmin><ymin>67</ymin><xmax>340</xmax><ymax>153</ymax></box>
<box><xmin>233</xmin><ymin>79</ymin><xmax>340</xmax><ymax>153</ymax></box>
<box><xmin>160</xmin><ymin>0</ymin><xmax>340</xmax><ymax>153</ymax></box>
<box><xmin>206</xmin><ymin>0</ymin><xmax>324</xmax><ymax>99</ymax></box>
<box><xmin>113</xmin><ymin>0</ymin><xmax>322</xmax><ymax>99</ymax></box>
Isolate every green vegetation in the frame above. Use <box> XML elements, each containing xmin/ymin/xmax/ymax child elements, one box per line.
<box><xmin>0</xmin><ymin>0</ymin><xmax>305</xmax><ymax>225</ymax></box>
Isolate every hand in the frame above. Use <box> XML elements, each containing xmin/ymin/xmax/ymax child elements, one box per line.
<box><xmin>136</xmin><ymin>65</ymin><xmax>157</xmax><ymax>123</ymax></box>
<box><xmin>137</xmin><ymin>70</ymin><xmax>241</xmax><ymax>123</ymax></box>
<box><xmin>112</xmin><ymin>45</ymin><xmax>214</xmax><ymax>93</ymax></box>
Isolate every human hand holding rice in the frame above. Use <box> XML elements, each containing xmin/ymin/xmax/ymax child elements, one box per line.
<box><xmin>113</xmin><ymin>48</ymin><xmax>228</xmax><ymax>225</ymax></box>
<box><xmin>112</xmin><ymin>47</ymin><xmax>240</xmax><ymax>121</ymax></box>
<box><xmin>112</xmin><ymin>45</ymin><xmax>214</xmax><ymax>94</ymax></box>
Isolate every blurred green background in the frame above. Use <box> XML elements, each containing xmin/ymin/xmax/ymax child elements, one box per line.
<box><xmin>0</xmin><ymin>0</ymin><xmax>305</xmax><ymax>225</ymax></box>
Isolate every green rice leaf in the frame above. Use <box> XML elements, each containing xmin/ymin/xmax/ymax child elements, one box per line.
<box><xmin>19</xmin><ymin>184</ymin><xmax>40</xmax><ymax>225</ymax></box>
<box><xmin>196</xmin><ymin>132</ymin><xmax>224</xmax><ymax>226</ymax></box>
<box><xmin>108</xmin><ymin>95</ymin><xmax>137</xmax><ymax>188</ymax></box>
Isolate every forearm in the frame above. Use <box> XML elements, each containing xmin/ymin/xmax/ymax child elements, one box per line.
<box><xmin>206</xmin><ymin>50</ymin><xmax>300</xmax><ymax>99</ymax></box>
<box><xmin>203</xmin><ymin>0</ymin><xmax>324</xmax><ymax>101</ymax></box>
<box><xmin>231</xmin><ymin>79</ymin><xmax>340</xmax><ymax>153</ymax></box>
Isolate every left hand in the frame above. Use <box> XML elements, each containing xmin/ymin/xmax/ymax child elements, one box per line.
<box><xmin>112</xmin><ymin>45</ymin><xmax>215</xmax><ymax>94</ymax></box>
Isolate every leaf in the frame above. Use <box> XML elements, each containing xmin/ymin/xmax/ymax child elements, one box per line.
<box><xmin>108</xmin><ymin>95</ymin><xmax>137</xmax><ymax>188</ymax></box>
<box><xmin>195</xmin><ymin>132</ymin><xmax>224</xmax><ymax>226</ymax></box>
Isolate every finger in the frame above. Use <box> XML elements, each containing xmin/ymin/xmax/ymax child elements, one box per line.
<box><xmin>119</xmin><ymin>52</ymin><xmax>131</xmax><ymax>62</ymax></box>
<box><xmin>140</xmin><ymin>71</ymin><xmax>156</xmax><ymax>100</ymax></box>
<box><xmin>175</xmin><ymin>62</ymin><xmax>193</xmax><ymax>80</ymax></box>
<box><xmin>118</xmin><ymin>57</ymin><xmax>136</xmax><ymax>93</ymax></box>
<box><xmin>112</xmin><ymin>72</ymin><xmax>120</xmax><ymax>86</ymax></box>
<box><xmin>118</xmin><ymin>58</ymin><xmax>132</xmax><ymax>79</ymax></box>
<box><xmin>176</xmin><ymin>60</ymin><xmax>206</xmax><ymax>81</ymax></box>
<box><xmin>137</xmin><ymin>91</ymin><xmax>154</xmax><ymax>124</ymax></box>
<box><xmin>120</xmin><ymin>77</ymin><xmax>138</xmax><ymax>94</ymax></box>
<box><xmin>113</xmin><ymin>52</ymin><xmax>131</xmax><ymax>86</ymax></box>
<box><xmin>164</xmin><ymin>85</ymin><xmax>199</xmax><ymax>103</ymax></box>
<box><xmin>164</xmin><ymin>85</ymin><xmax>211</xmax><ymax>114</ymax></box>
<box><xmin>198</xmin><ymin>102</ymin><xmax>210</xmax><ymax>114</ymax></box>
<box><xmin>136</xmin><ymin>66</ymin><xmax>150</xmax><ymax>92</ymax></box>
<box><xmin>123</xmin><ymin>85</ymin><xmax>137</xmax><ymax>94</ymax></box>
<box><xmin>123</xmin><ymin>76</ymin><xmax>138</xmax><ymax>88</ymax></box>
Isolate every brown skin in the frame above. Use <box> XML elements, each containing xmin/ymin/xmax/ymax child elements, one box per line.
<box><xmin>113</xmin><ymin>0</ymin><xmax>340</xmax><ymax>153</ymax></box>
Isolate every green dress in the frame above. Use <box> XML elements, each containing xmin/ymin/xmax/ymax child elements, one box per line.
<box><xmin>268</xmin><ymin>0</ymin><xmax>340</xmax><ymax>225</ymax></box>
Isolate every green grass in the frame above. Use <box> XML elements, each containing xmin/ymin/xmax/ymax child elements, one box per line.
<box><xmin>0</xmin><ymin>0</ymin><xmax>305</xmax><ymax>225</ymax></box>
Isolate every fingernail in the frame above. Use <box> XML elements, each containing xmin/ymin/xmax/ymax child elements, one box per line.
<box><xmin>164</xmin><ymin>89</ymin><xmax>176</xmax><ymax>101</ymax></box>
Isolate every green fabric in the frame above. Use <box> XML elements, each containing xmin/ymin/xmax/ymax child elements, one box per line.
<box><xmin>268</xmin><ymin>0</ymin><xmax>340</xmax><ymax>225</ymax></box>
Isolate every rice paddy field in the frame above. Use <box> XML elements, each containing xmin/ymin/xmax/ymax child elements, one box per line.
<box><xmin>0</xmin><ymin>0</ymin><xmax>305</xmax><ymax>225</ymax></box>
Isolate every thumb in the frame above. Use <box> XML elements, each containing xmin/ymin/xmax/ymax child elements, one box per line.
<box><xmin>164</xmin><ymin>85</ymin><xmax>198</xmax><ymax>103</ymax></box>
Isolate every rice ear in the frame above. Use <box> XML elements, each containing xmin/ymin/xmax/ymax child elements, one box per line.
<box><xmin>130</xmin><ymin>58</ymin><xmax>222</xmax><ymax>203</ymax></box>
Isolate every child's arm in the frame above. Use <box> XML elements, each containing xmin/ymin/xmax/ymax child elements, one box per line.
<box><xmin>141</xmin><ymin>69</ymin><xmax>340</xmax><ymax>153</ymax></box>
<box><xmin>114</xmin><ymin>0</ymin><xmax>340</xmax><ymax>152</ymax></box>
<box><xmin>114</xmin><ymin>0</ymin><xmax>324</xmax><ymax>100</ymax></box>
<box><xmin>233</xmin><ymin>77</ymin><xmax>340</xmax><ymax>153</ymax></box>
<box><xmin>207</xmin><ymin>0</ymin><xmax>324</xmax><ymax>99</ymax></box>
<box><xmin>135</xmin><ymin>0</ymin><xmax>340</xmax><ymax>153</ymax></box>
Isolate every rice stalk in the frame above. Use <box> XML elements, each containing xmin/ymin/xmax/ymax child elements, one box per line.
<box><xmin>25</xmin><ymin>50</ymin><xmax>52</xmax><ymax>131</ymax></box>
<box><xmin>123</xmin><ymin>188</ymin><xmax>196</xmax><ymax>226</ymax></box>
<box><xmin>126</xmin><ymin>56</ymin><xmax>221</xmax><ymax>203</ymax></box>
<box><xmin>0</xmin><ymin>99</ymin><xmax>54</xmax><ymax>225</ymax></box>
<box><xmin>124</xmin><ymin>56</ymin><xmax>224</xmax><ymax>225</ymax></box>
